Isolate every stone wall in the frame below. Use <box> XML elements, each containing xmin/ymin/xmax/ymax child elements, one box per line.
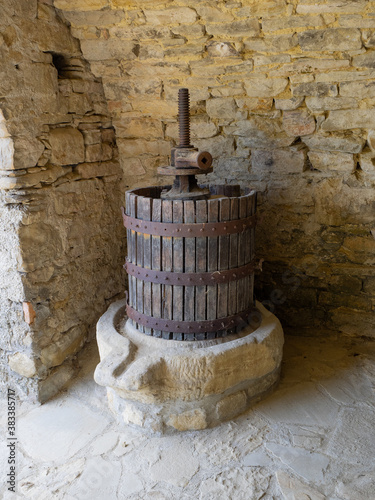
<box><xmin>0</xmin><ymin>0</ymin><xmax>124</xmax><ymax>402</ymax></box>
<box><xmin>55</xmin><ymin>0</ymin><xmax>375</xmax><ymax>338</ymax></box>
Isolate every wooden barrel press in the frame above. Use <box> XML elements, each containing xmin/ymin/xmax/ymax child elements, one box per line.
<box><xmin>122</xmin><ymin>184</ymin><xmax>257</xmax><ymax>341</ymax></box>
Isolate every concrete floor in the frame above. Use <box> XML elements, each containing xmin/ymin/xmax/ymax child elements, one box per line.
<box><xmin>1</xmin><ymin>334</ymin><xmax>375</xmax><ymax>500</ymax></box>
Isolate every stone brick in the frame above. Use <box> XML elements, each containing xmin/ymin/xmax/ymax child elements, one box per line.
<box><xmin>263</xmin><ymin>15</ymin><xmax>324</xmax><ymax>33</ymax></box>
<box><xmin>292</xmin><ymin>82</ymin><xmax>338</xmax><ymax>97</ymax></box>
<box><xmin>316</xmin><ymin>69</ymin><xmax>375</xmax><ymax>83</ymax></box>
<box><xmin>40</xmin><ymin>326</ymin><xmax>85</xmax><ymax>369</ymax></box>
<box><xmin>353</xmin><ymin>53</ymin><xmax>375</xmax><ymax>69</ymax></box>
<box><xmin>236</xmin><ymin>98</ymin><xmax>274</xmax><ymax>112</ymax></box>
<box><xmin>244</xmin><ymin>34</ymin><xmax>299</xmax><ymax>53</ymax></box>
<box><xmin>363</xmin><ymin>277</ymin><xmax>375</xmax><ymax>295</ymax></box>
<box><xmin>62</xmin><ymin>10</ymin><xmax>125</xmax><ymax>27</ymax></box>
<box><xmin>245</xmin><ymin>77</ymin><xmax>288</xmax><ymax>98</ymax></box>
<box><xmin>144</xmin><ymin>8</ymin><xmax>197</xmax><ymax>26</ymax></box>
<box><xmin>195</xmin><ymin>6</ymin><xmax>234</xmax><ymax>22</ymax></box>
<box><xmin>297</xmin><ymin>1</ymin><xmax>368</xmax><ymax>14</ymax></box>
<box><xmin>313</xmin><ymin>178</ymin><xmax>375</xmax><ymax>225</ymax></box>
<box><xmin>298</xmin><ymin>29</ymin><xmax>362</xmax><ymax>51</ymax></box>
<box><xmin>339</xmin><ymin>15</ymin><xmax>375</xmax><ymax>28</ymax></box>
<box><xmin>303</xmin><ymin>133</ymin><xmax>365</xmax><ymax>153</ymax></box>
<box><xmin>80</xmin><ymin>40</ymin><xmax>138</xmax><ymax>61</ymax></box>
<box><xmin>206</xmin><ymin>20</ymin><xmax>260</xmax><ymax>37</ymax></box>
<box><xmin>54</xmin><ymin>0</ymin><xmax>108</xmax><ymax>10</ymax></box>
<box><xmin>328</xmin><ymin>275</ymin><xmax>363</xmax><ymax>294</ymax></box>
<box><xmin>167</xmin><ymin>409</ymin><xmax>207</xmax><ymax>431</ymax></box>
<box><xmin>191</xmin><ymin>136</ymin><xmax>233</xmax><ymax>160</ymax></box>
<box><xmin>8</xmin><ymin>352</ymin><xmax>37</xmax><ymax>378</ymax></box>
<box><xmin>269</xmin><ymin>58</ymin><xmax>350</xmax><ymax>77</ymax></box>
<box><xmin>206</xmin><ymin>41</ymin><xmax>239</xmax><ymax>58</ymax></box>
<box><xmin>340</xmin><ymin>236</ymin><xmax>375</xmax><ymax>265</ymax></box>
<box><xmin>230</xmin><ymin>117</ymin><xmax>295</xmax><ymax>149</ymax></box>
<box><xmin>275</xmin><ymin>97</ymin><xmax>304</xmax><ymax>111</ymax></box>
<box><xmin>237</xmin><ymin>0</ymin><xmax>287</xmax><ymax>17</ymax></box>
<box><xmin>0</xmin><ymin>137</ymin><xmax>14</xmax><ymax>170</ymax></box>
<box><xmin>340</xmin><ymin>81</ymin><xmax>375</xmax><ymax>98</ymax></box>
<box><xmin>305</xmin><ymin>97</ymin><xmax>358</xmax><ymax>112</ymax></box>
<box><xmin>49</xmin><ymin>128</ymin><xmax>85</xmax><ymax>165</ymax></box>
<box><xmin>308</xmin><ymin>151</ymin><xmax>355</xmax><ymax>172</ymax></box>
<box><xmin>13</xmin><ymin>137</ymin><xmax>45</xmax><ymax>170</ymax></box>
<box><xmin>251</xmin><ymin>148</ymin><xmax>305</xmax><ymax>174</ymax></box>
<box><xmin>206</xmin><ymin>98</ymin><xmax>237</xmax><ymax>120</ymax></box>
<box><xmin>330</xmin><ymin>307</ymin><xmax>374</xmax><ymax>338</ymax></box>
<box><xmin>0</xmin><ymin>165</ymin><xmax>68</xmax><ymax>190</ymax></box>
<box><xmin>254</xmin><ymin>54</ymin><xmax>291</xmax><ymax>66</ymax></box>
<box><xmin>216</xmin><ymin>391</ymin><xmax>247</xmax><ymax>421</ymax></box>
<box><xmin>283</xmin><ymin>110</ymin><xmax>315</xmax><ymax>137</ymax></box>
<box><xmin>321</xmin><ymin>110</ymin><xmax>375</xmax><ymax>131</ymax></box>
<box><xmin>116</xmin><ymin>118</ymin><xmax>163</xmax><ymax>139</ymax></box>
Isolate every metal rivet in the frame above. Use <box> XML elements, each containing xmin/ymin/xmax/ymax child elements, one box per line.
<box><xmin>200</xmin><ymin>278</ymin><xmax>203</xmax><ymax>281</ymax></box>
<box><xmin>155</xmin><ymin>275</ymin><xmax>158</xmax><ymax>279</ymax></box>
<box><xmin>145</xmin><ymin>274</ymin><xmax>148</xmax><ymax>278</ymax></box>
<box><xmin>234</xmin><ymin>225</ymin><xmax>237</xmax><ymax>229</ymax></box>
<box><xmin>188</xmin><ymin>228</ymin><xmax>192</xmax><ymax>232</ymax></box>
<box><xmin>212</xmin><ymin>228</ymin><xmax>215</xmax><ymax>231</ymax></box>
<box><xmin>224</xmin><ymin>226</ymin><xmax>227</xmax><ymax>230</ymax></box>
<box><xmin>188</xmin><ymin>326</ymin><xmax>191</xmax><ymax>329</ymax></box>
<box><xmin>200</xmin><ymin>228</ymin><xmax>203</xmax><ymax>232</ymax></box>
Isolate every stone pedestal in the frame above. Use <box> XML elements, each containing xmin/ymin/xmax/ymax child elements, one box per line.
<box><xmin>94</xmin><ymin>299</ymin><xmax>284</xmax><ymax>434</ymax></box>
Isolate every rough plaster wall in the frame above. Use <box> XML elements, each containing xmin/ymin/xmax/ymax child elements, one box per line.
<box><xmin>55</xmin><ymin>0</ymin><xmax>375</xmax><ymax>338</ymax></box>
<box><xmin>0</xmin><ymin>0</ymin><xmax>124</xmax><ymax>402</ymax></box>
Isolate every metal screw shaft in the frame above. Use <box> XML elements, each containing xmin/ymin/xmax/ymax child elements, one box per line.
<box><xmin>178</xmin><ymin>88</ymin><xmax>191</xmax><ymax>148</ymax></box>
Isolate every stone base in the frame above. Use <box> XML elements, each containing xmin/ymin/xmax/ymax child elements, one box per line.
<box><xmin>94</xmin><ymin>299</ymin><xmax>284</xmax><ymax>434</ymax></box>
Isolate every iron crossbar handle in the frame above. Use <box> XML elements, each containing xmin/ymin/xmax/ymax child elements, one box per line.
<box><xmin>122</xmin><ymin>208</ymin><xmax>256</xmax><ymax>237</ymax></box>
<box><xmin>126</xmin><ymin>304</ymin><xmax>261</xmax><ymax>334</ymax></box>
<box><xmin>124</xmin><ymin>260</ymin><xmax>255</xmax><ymax>286</ymax></box>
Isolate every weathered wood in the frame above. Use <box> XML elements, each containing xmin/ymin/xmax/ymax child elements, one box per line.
<box><xmin>129</xmin><ymin>193</ymin><xmax>137</xmax><ymax>329</ymax></box>
<box><xmin>237</xmin><ymin>195</ymin><xmax>248</xmax><ymax>331</ymax></box>
<box><xmin>141</xmin><ymin>197</ymin><xmax>152</xmax><ymax>335</ymax></box>
<box><xmin>162</xmin><ymin>199</ymin><xmax>173</xmax><ymax>340</ymax></box>
<box><xmin>218</xmin><ymin>197</ymin><xmax>230</xmax><ymax>336</ymax></box>
<box><xmin>151</xmin><ymin>198</ymin><xmax>162</xmax><ymax>338</ymax></box>
<box><xmin>184</xmin><ymin>200</ymin><xmax>195</xmax><ymax>341</ymax></box>
<box><xmin>173</xmin><ymin>200</ymin><xmax>184</xmax><ymax>341</ymax></box>
<box><xmin>136</xmin><ymin>196</ymin><xmax>144</xmax><ymax>333</ymax></box>
<box><xmin>228</xmin><ymin>197</ymin><xmax>239</xmax><ymax>324</ymax></box>
<box><xmin>124</xmin><ymin>184</ymin><xmax>256</xmax><ymax>340</ymax></box>
<box><xmin>195</xmin><ymin>199</ymin><xmax>208</xmax><ymax>340</ymax></box>
<box><xmin>207</xmin><ymin>198</ymin><xmax>219</xmax><ymax>340</ymax></box>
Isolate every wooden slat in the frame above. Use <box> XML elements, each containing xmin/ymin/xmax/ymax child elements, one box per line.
<box><xmin>129</xmin><ymin>193</ymin><xmax>137</xmax><ymax>329</ymax></box>
<box><xmin>184</xmin><ymin>200</ymin><xmax>195</xmax><ymax>341</ymax></box>
<box><xmin>141</xmin><ymin>197</ymin><xmax>152</xmax><ymax>335</ymax></box>
<box><xmin>217</xmin><ymin>197</ymin><xmax>230</xmax><ymax>337</ymax></box>
<box><xmin>173</xmin><ymin>200</ymin><xmax>184</xmax><ymax>341</ymax></box>
<box><xmin>151</xmin><ymin>199</ymin><xmax>162</xmax><ymax>338</ymax></box>
<box><xmin>237</xmin><ymin>195</ymin><xmax>248</xmax><ymax>331</ymax></box>
<box><xmin>244</xmin><ymin>193</ymin><xmax>254</xmax><ymax>313</ymax></box>
<box><xmin>206</xmin><ymin>198</ymin><xmax>219</xmax><ymax>340</ymax></box>
<box><xmin>195</xmin><ymin>199</ymin><xmax>208</xmax><ymax>340</ymax></box>
<box><xmin>228</xmin><ymin>198</ymin><xmax>239</xmax><ymax>327</ymax></box>
<box><xmin>161</xmin><ymin>199</ymin><xmax>173</xmax><ymax>340</ymax></box>
<box><xmin>136</xmin><ymin>196</ymin><xmax>144</xmax><ymax>333</ymax></box>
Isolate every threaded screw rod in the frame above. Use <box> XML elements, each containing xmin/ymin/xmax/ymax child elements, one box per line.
<box><xmin>178</xmin><ymin>88</ymin><xmax>191</xmax><ymax>148</ymax></box>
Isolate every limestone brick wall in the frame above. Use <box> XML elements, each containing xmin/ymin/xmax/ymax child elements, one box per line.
<box><xmin>54</xmin><ymin>0</ymin><xmax>375</xmax><ymax>338</ymax></box>
<box><xmin>0</xmin><ymin>0</ymin><xmax>124</xmax><ymax>402</ymax></box>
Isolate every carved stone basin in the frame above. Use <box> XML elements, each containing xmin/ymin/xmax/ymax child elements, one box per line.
<box><xmin>94</xmin><ymin>299</ymin><xmax>284</xmax><ymax>434</ymax></box>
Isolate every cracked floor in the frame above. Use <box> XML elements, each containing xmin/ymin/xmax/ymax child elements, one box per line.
<box><xmin>1</xmin><ymin>333</ymin><xmax>375</xmax><ymax>499</ymax></box>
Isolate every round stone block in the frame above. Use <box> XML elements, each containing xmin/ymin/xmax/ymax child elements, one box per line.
<box><xmin>94</xmin><ymin>299</ymin><xmax>284</xmax><ymax>434</ymax></box>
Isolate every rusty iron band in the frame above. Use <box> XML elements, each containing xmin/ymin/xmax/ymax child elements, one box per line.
<box><xmin>122</xmin><ymin>209</ymin><xmax>256</xmax><ymax>237</ymax></box>
<box><xmin>124</xmin><ymin>260</ymin><xmax>255</xmax><ymax>286</ymax></box>
<box><xmin>126</xmin><ymin>304</ymin><xmax>260</xmax><ymax>334</ymax></box>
